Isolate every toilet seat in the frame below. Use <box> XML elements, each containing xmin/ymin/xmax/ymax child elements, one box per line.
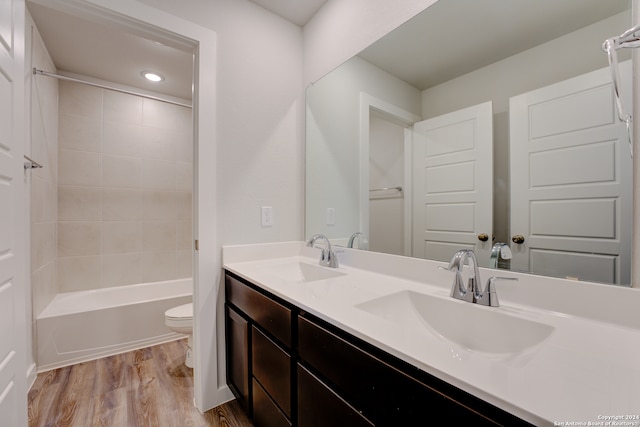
<box><xmin>165</xmin><ymin>303</ymin><xmax>193</xmax><ymax>330</ymax></box>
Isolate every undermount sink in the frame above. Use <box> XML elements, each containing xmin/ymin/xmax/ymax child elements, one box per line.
<box><xmin>260</xmin><ymin>261</ymin><xmax>346</xmax><ymax>283</ymax></box>
<box><xmin>356</xmin><ymin>291</ymin><xmax>554</xmax><ymax>356</ymax></box>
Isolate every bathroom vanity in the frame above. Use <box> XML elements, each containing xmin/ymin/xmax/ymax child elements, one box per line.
<box><xmin>225</xmin><ymin>271</ymin><xmax>531</xmax><ymax>426</ymax></box>
<box><xmin>223</xmin><ymin>242</ymin><xmax>640</xmax><ymax>427</ymax></box>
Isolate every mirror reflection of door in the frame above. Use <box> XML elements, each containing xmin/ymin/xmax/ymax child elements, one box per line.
<box><xmin>412</xmin><ymin>101</ymin><xmax>494</xmax><ymax>266</ymax></box>
<box><xmin>509</xmin><ymin>61</ymin><xmax>632</xmax><ymax>285</ymax></box>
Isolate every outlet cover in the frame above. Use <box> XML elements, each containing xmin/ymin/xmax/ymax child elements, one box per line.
<box><xmin>261</xmin><ymin>206</ymin><xmax>273</xmax><ymax>227</ymax></box>
<box><xmin>326</xmin><ymin>207</ymin><xmax>335</xmax><ymax>225</ymax></box>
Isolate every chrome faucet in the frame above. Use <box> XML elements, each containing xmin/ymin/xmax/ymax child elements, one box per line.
<box><xmin>347</xmin><ymin>232</ymin><xmax>368</xmax><ymax>250</ymax></box>
<box><xmin>489</xmin><ymin>242</ymin><xmax>512</xmax><ymax>269</ymax></box>
<box><xmin>441</xmin><ymin>249</ymin><xmax>517</xmax><ymax>307</ymax></box>
<box><xmin>307</xmin><ymin>234</ymin><xmax>339</xmax><ymax>268</ymax></box>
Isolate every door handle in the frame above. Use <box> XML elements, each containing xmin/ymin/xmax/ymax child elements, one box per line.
<box><xmin>511</xmin><ymin>235</ymin><xmax>525</xmax><ymax>244</ymax></box>
<box><xmin>477</xmin><ymin>233</ymin><xmax>489</xmax><ymax>242</ymax></box>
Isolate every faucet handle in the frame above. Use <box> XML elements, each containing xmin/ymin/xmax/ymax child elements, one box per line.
<box><xmin>324</xmin><ymin>250</ymin><xmax>339</xmax><ymax>268</ymax></box>
<box><xmin>481</xmin><ymin>276</ymin><xmax>518</xmax><ymax>307</ymax></box>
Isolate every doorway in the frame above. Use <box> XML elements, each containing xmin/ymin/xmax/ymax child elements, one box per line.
<box><xmin>24</xmin><ymin>0</ymin><xmax>225</xmax><ymax>411</ymax></box>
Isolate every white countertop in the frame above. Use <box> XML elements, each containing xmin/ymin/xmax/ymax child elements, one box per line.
<box><xmin>223</xmin><ymin>242</ymin><xmax>640</xmax><ymax>427</ymax></box>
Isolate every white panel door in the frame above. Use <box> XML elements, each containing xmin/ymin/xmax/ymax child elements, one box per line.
<box><xmin>0</xmin><ymin>0</ymin><xmax>27</xmax><ymax>425</ymax></box>
<box><xmin>509</xmin><ymin>62</ymin><xmax>632</xmax><ymax>285</ymax></box>
<box><xmin>412</xmin><ymin>101</ymin><xmax>493</xmax><ymax>265</ymax></box>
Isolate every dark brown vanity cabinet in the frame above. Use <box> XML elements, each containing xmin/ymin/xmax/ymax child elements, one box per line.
<box><xmin>225</xmin><ymin>272</ymin><xmax>294</xmax><ymax>427</ymax></box>
<box><xmin>297</xmin><ymin>314</ymin><xmax>534</xmax><ymax>426</ymax></box>
<box><xmin>224</xmin><ymin>271</ymin><xmax>534</xmax><ymax>427</ymax></box>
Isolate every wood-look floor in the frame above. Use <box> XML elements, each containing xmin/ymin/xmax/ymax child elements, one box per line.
<box><xmin>27</xmin><ymin>339</ymin><xmax>253</xmax><ymax>427</ymax></box>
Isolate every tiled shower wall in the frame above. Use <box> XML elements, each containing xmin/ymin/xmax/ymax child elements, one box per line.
<box><xmin>30</xmin><ymin>15</ymin><xmax>59</xmax><ymax>316</ymax></box>
<box><xmin>57</xmin><ymin>80</ymin><xmax>193</xmax><ymax>292</ymax></box>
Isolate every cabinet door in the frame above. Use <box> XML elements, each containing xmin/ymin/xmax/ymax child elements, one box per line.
<box><xmin>298</xmin><ymin>364</ymin><xmax>374</xmax><ymax>427</ymax></box>
<box><xmin>226</xmin><ymin>305</ymin><xmax>250</xmax><ymax>412</ymax></box>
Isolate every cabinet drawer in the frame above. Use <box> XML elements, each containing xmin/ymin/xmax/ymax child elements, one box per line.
<box><xmin>253</xmin><ymin>378</ymin><xmax>292</xmax><ymax>427</ymax></box>
<box><xmin>226</xmin><ymin>273</ymin><xmax>292</xmax><ymax>347</ymax></box>
<box><xmin>298</xmin><ymin>314</ymin><xmax>504</xmax><ymax>426</ymax></box>
<box><xmin>298</xmin><ymin>364</ymin><xmax>374</xmax><ymax>427</ymax></box>
<box><xmin>252</xmin><ymin>326</ymin><xmax>291</xmax><ymax>418</ymax></box>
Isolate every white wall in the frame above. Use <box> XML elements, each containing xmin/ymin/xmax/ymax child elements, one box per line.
<box><xmin>137</xmin><ymin>0</ymin><xmax>304</xmax><ymax>246</ymax></box>
<box><xmin>305</xmin><ymin>56</ymin><xmax>420</xmax><ymax>241</ymax></box>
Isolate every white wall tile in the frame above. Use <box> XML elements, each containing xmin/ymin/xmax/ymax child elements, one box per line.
<box><xmin>58</xmin><ymin>256</ymin><xmax>102</xmax><ymax>292</ymax></box>
<box><xmin>142</xmin><ymin>220</ymin><xmax>176</xmax><ymax>251</ymax></box>
<box><xmin>31</xmin><ymin>175</ymin><xmax>47</xmax><ymax>224</ymax></box>
<box><xmin>30</xmin><ymin>22</ymin><xmax>59</xmax><ymax>332</ymax></box>
<box><xmin>102</xmin><ymin>188</ymin><xmax>142</xmax><ymax>221</ymax></box>
<box><xmin>141</xmin><ymin>158</ymin><xmax>175</xmax><ymax>190</ymax></box>
<box><xmin>142</xmin><ymin>190</ymin><xmax>177</xmax><ymax>220</ymax></box>
<box><xmin>31</xmin><ymin>261</ymin><xmax>58</xmax><ymax>317</ymax></box>
<box><xmin>58</xmin><ymin>149</ymin><xmax>101</xmax><ymax>187</ymax></box>
<box><xmin>175</xmin><ymin>162</ymin><xmax>193</xmax><ymax>191</ymax></box>
<box><xmin>143</xmin><ymin>98</ymin><xmax>190</xmax><ymax>130</ymax></box>
<box><xmin>58</xmin><ymin>221</ymin><xmax>101</xmax><ymax>257</ymax></box>
<box><xmin>103</xmin><ymin>90</ymin><xmax>143</xmax><ymax>125</ymax></box>
<box><xmin>175</xmin><ymin>250</ymin><xmax>193</xmax><ymax>279</ymax></box>
<box><xmin>101</xmin><ymin>253</ymin><xmax>142</xmax><ymax>286</ymax></box>
<box><xmin>141</xmin><ymin>126</ymin><xmax>175</xmax><ymax>160</ymax></box>
<box><xmin>56</xmin><ymin>81</ymin><xmax>193</xmax><ymax>291</ymax></box>
<box><xmin>58</xmin><ymin>113</ymin><xmax>102</xmax><ymax>152</ymax></box>
<box><xmin>103</xmin><ymin>121</ymin><xmax>143</xmax><ymax>157</ymax></box>
<box><xmin>176</xmin><ymin>192</ymin><xmax>192</xmax><ymax>220</ymax></box>
<box><xmin>102</xmin><ymin>221</ymin><xmax>141</xmax><ymax>254</ymax></box>
<box><xmin>174</xmin><ymin>128</ymin><xmax>193</xmax><ymax>163</ymax></box>
<box><xmin>58</xmin><ymin>186</ymin><xmax>101</xmax><ymax>221</ymax></box>
<box><xmin>141</xmin><ymin>251</ymin><xmax>176</xmax><ymax>282</ymax></box>
<box><xmin>31</xmin><ymin>222</ymin><xmax>56</xmax><ymax>271</ymax></box>
<box><xmin>176</xmin><ymin>220</ymin><xmax>192</xmax><ymax>250</ymax></box>
<box><xmin>58</xmin><ymin>80</ymin><xmax>102</xmax><ymax>119</ymax></box>
<box><xmin>102</xmin><ymin>154</ymin><xmax>142</xmax><ymax>189</ymax></box>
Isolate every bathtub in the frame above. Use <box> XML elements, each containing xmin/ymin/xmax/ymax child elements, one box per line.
<box><xmin>36</xmin><ymin>279</ymin><xmax>192</xmax><ymax>372</ymax></box>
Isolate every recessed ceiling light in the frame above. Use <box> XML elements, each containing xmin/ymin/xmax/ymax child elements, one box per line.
<box><xmin>141</xmin><ymin>71</ymin><xmax>164</xmax><ymax>82</ymax></box>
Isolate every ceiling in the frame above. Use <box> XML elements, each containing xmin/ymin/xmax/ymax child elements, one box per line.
<box><xmin>26</xmin><ymin>0</ymin><xmax>630</xmax><ymax>102</ymax></box>
<box><xmin>26</xmin><ymin>0</ymin><xmax>327</xmax><ymax>101</ymax></box>
<box><xmin>27</xmin><ymin>1</ymin><xmax>195</xmax><ymax>100</ymax></box>
<box><xmin>249</xmin><ymin>0</ymin><xmax>328</xmax><ymax>26</ymax></box>
<box><xmin>358</xmin><ymin>0</ymin><xmax>631</xmax><ymax>90</ymax></box>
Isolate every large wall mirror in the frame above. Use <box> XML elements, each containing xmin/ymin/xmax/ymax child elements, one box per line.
<box><xmin>305</xmin><ymin>0</ymin><xmax>633</xmax><ymax>286</ymax></box>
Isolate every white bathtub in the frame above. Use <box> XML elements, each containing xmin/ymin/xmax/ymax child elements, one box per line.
<box><xmin>36</xmin><ymin>279</ymin><xmax>192</xmax><ymax>372</ymax></box>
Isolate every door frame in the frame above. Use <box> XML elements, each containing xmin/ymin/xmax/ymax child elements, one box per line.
<box><xmin>26</xmin><ymin>0</ymin><xmax>227</xmax><ymax>411</ymax></box>
<box><xmin>359</xmin><ymin>93</ymin><xmax>420</xmax><ymax>256</ymax></box>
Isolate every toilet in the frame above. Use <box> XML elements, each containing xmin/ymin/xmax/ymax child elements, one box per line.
<box><xmin>165</xmin><ymin>302</ymin><xmax>194</xmax><ymax>368</ymax></box>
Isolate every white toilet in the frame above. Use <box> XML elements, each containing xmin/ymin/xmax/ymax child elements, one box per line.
<box><xmin>165</xmin><ymin>302</ymin><xmax>194</xmax><ymax>368</ymax></box>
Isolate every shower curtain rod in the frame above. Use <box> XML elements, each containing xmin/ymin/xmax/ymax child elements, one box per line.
<box><xmin>33</xmin><ymin>68</ymin><xmax>192</xmax><ymax>109</ymax></box>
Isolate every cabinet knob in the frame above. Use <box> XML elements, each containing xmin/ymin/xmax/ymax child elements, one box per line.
<box><xmin>477</xmin><ymin>233</ymin><xmax>489</xmax><ymax>242</ymax></box>
<box><xmin>511</xmin><ymin>235</ymin><xmax>525</xmax><ymax>244</ymax></box>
